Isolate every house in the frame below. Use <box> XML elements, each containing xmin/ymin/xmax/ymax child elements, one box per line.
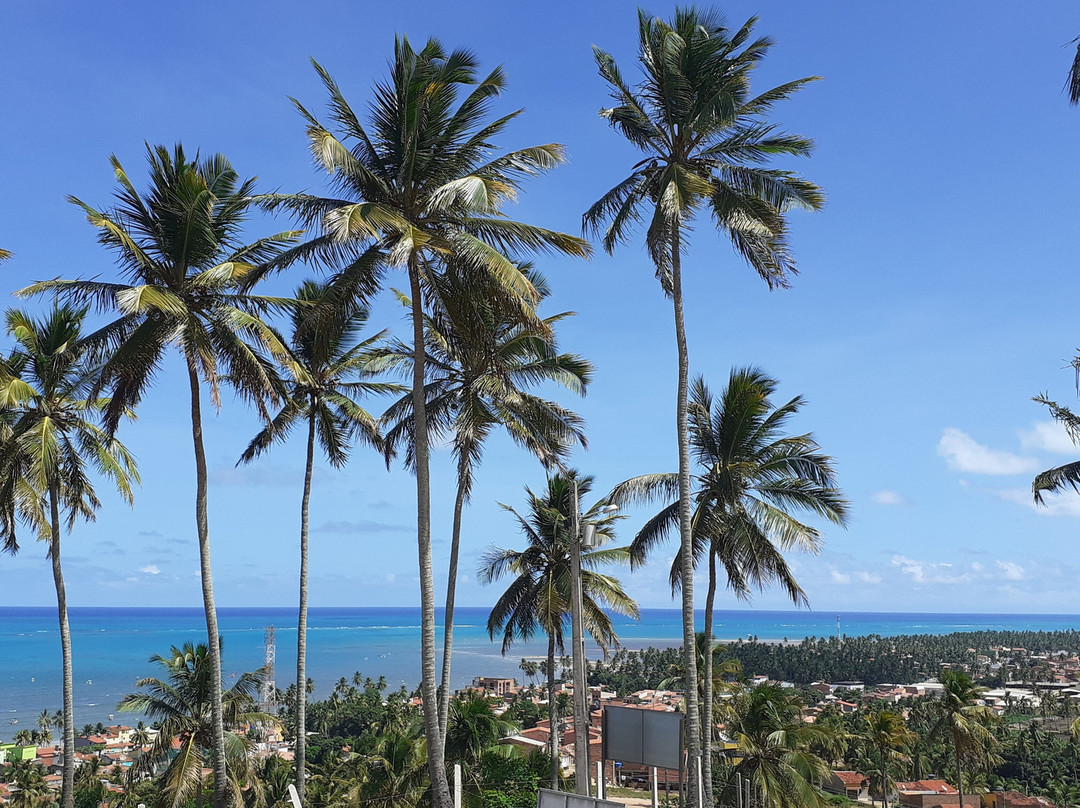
<box><xmin>982</xmin><ymin>792</ymin><xmax>1056</xmax><ymax>808</ymax></box>
<box><xmin>826</xmin><ymin>771</ymin><xmax>869</xmax><ymax>801</ymax></box>
<box><xmin>896</xmin><ymin>780</ymin><xmax>980</xmax><ymax>808</ymax></box>
<box><xmin>471</xmin><ymin>676</ymin><xmax>516</xmax><ymax>696</ymax></box>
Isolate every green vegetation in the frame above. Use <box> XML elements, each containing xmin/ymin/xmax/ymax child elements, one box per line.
<box><xmin>8</xmin><ymin>8</ymin><xmax>1080</xmax><ymax>808</ymax></box>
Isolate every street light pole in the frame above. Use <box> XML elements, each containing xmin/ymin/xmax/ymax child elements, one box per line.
<box><xmin>569</xmin><ymin>476</ymin><xmax>590</xmax><ymax>796</ymax></box>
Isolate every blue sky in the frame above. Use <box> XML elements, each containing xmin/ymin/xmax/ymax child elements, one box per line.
<box><xmin>3</xmin><ymin>1</ymin><xmax>1080</xmax><ymax>614</ymax></box>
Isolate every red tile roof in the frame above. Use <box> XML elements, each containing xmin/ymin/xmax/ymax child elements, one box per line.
<box><xmin>897</xmin><ymin>781</ymin><xmax>958</xmax><ymax>795</ymax></box>
<box><xmin>833</xmin><ymin>771</ymin><xmax>867</xmax><ymax>786</ymax></box>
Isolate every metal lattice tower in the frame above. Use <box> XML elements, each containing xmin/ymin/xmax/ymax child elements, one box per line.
<box><xmin>261</xmin><ymin>625</ymin><xmax>276</xmax><ymax>713</ymax></box>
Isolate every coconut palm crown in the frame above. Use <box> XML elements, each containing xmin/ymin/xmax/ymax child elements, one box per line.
<box><xmin>118</xmin><ymin>641</ymin><xmax>275</xmax><ymax>808</ymax></box>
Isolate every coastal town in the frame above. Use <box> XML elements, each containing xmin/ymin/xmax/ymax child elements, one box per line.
<box><xmin>4</xmin><ymin>640</ymin><xmax>1080</xmax><ymax>808</ymax></box>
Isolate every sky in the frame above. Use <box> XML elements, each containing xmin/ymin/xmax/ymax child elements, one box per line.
<box><xmin>2</xmin><ymin>1</ymin><xmax>1080</xmax><ymax>614</ymax></box>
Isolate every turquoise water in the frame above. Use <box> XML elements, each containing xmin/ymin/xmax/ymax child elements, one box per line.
<box><xmin>2</xmin><ymin>606</ymin><xmax>1079</xmax><ymax>740</ymax></box>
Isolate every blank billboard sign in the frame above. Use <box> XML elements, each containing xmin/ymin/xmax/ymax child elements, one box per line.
<box><xmin>602</xmin><ymin>706</ymin><xmax>683</xmax><ymax>771</ymax></box>
<box><xmin>537</xmin><ymin>789</ymin><xmax>625</xmax><ymax>808</ymax></box>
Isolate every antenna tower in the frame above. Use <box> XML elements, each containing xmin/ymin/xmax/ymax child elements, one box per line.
<box><xmin>262</xmin><ymin>625</ymin><xmax>277</xmax><ymax>713</ymax></box>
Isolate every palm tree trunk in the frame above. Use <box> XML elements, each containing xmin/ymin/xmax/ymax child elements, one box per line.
<box><xmin>702</xmin><ymin>550</ymin><xmax>717</xmax><ymax>808</ymax></box>
<box><xmin>409</xmin><ymin>257</ymin><xmax>453</xmax><ymax>808</ymax></box>
<box><xmin>438</xmin><ymin>459</ymin><xmax>469</xmax><ymax>737</ymax></box>
<box><xmin>881</xmin><ymin>746</ymin><xmax>889</xmax><ymax>808</ymax></box>
<box><xmin>295</xmin><ymin>410</ymin><xmax>316</xmax><ymax>804</ymax></box>
<box><xmin>48</xmin><ymin>478</ymin><xmax>75</xmax><ymax>808</ymax></box>
<box><xmin>671</xmin><ymin>226</ymin><xmax>702</xmax><ymax>807</ymax></box>
<box><xmin>548</xmin><ymin>632</ymin><xmax>559</xmax><ymax>790</ymax></box>
<box><xmin>185</xmin><ymin>352</ymin><xmax>228</xmax><ymax>808</ymax></box>
<box><xmin>955</xmin><ymin>743</ymin><xmax>964</xmax><ymax>808</ymax></box>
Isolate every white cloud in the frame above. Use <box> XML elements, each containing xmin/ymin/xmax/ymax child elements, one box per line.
<box><xmin>937</xmin><ymin>428</ymin><xmax>1039</xmax><ymax>475</ymax></box>
<box><xmin>872</xmin><ymin>489</ymin><xmax>911</xmax><ymax>506</ymax></box>
<box><xmin>1019</xmin><ymin>421</ymin><xmax>1077</xmax><ymax>455</ymax></box>
<box><xmin>139</xmin><ymin>565</ymin><xmax>160</xmax><ymax>575</ymax></box>
<box><xmin>830</xmin><ymin>568</ymin><xmax>881</xmax><ymax>586</ymax></box>
<box><xmin>995</xmin><ymin>487</ymin><xmax>1080</xmax><ymax>517</ymax></box>
<box><xmin>891</xmin><ymin>555</ymin><xmax>971</xmax><ymax>584</ymax></box>
<box><xmin>996</xmin><ymin>560</ymin><xmax>1025</xmax><ymax>580</ymax></box>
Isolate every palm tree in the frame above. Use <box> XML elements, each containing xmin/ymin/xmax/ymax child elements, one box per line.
<box><xmin>611</xmin><ymin>369</ymin><xmax>847</xmax><ymax>802</ymax></box>
<box><xmin>931</xmin><ymin>670</ymin><xmax>1000</xmax><ymax>808</ymax></box>
<box><xmin>117</xmin><ymin>641</ymin><xmax>274</xmax><ymax>808</ymax></box>
<box><xmin>479</xmin><ymin>471</ymin><xmax>639</xmax><ymax>788</ymax></box>
<box><xmin>36</xmin><ymin>710</ymin><xmax>52</xmax><ymax>739</ymax></box>
<box><xmin>723</xmin><ymin>683</ymin><xmax>834</xmax><ymax>808</ymax></box>
<box><xmin>377</xmin><ymin>266</ymin><xmax>591</xmax><ymax>735</ymax></box>
<box><xmin>21</xmin><ymin>144</ymin><xmax>300</xmax><ymax>808</ymax></box>
<box><xmin>585</xmin><ymin>15</ymin><xmax>823</xmax><ymax>802</ymax></box>
<box><xmin>264</xmin><ymin>47</ymin><xmax>590</xmax><ymax>806</ymax></box>
<box><xmin>863</xmin><ymin>709</ymin><xmax>916</xmax><ymax>808</ymax></box>
<box><xmin>1032</xmin><ymin>393</ymin><xmax>1080</xmax><ymax>503</ymax></box>
<box><xmin>0</xmin><ymin>305</ymin><xmax>139</xmax><ymax>808</ymax></box>
<box><xmin>131</xmin><ymin>720</ymin><xmax>152</xmax><ymax>748</ymax></box>
<box><xmin>8</xmin><ymin>761</ymin><xmax>50</xmax><ymax>808</ymax></box>
<box><xmin>444</xmin><ymin>692</ymin><xmax>519</xmax><ymax>767</ymax></box>
<box><xmin>13</xmin><ymin>730</ymin><xmax>34</xmax><ymax>747</ymax></box>
<box><xmin>238</xmin><ymin>279</ymin><xmax>392</xmax><ymax>804</ymax></box>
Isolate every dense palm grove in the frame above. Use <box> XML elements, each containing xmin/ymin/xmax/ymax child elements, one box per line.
<box><xmin>3</xmin><ymin>7</ymin><xmax>1080</xmax><ymax>808</ymax></box>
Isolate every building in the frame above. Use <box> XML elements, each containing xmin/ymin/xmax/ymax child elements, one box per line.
<box><xmin>826</xmin><ymin>771</ymin><xmax>869</xmax><ymax>801</ymax></box>
<box><xmin>897</xmin><ymin>780</ymin><xmax>980</xmax><ymax>808</ymax></box>
<box><xmin>982</xmin><ymin>791</ymin><xmax>1056</xmax><ymax>808</ymax></box>
<box><xmin>471</xmin><ymin>676</ymin><xmax>516</xmax><ymax>696</ymax></box>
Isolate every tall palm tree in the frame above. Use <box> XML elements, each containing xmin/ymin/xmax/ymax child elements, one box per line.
<box><xmin>238</xmin><ymin>279</ymin><xmax>393</xmax><ymax>803</ymax></box>
<box><xmin>264</xmin><ymin>47</ymin><xmax>590</xmax><ymax>806</ymax></box>
<box><xmin>863</xmin><ymin>709</ymin><xmax>916</xmax><ymax>808</ymax></box>
<box><xmin>931</xmin><ymin>670</ymin><xmax>1000</xmax><ymax>808</ymax></box>
<box><xmin>118</xmin><ymin>641</ymin><xmax>274</xmax><ymax>808</ymax></box>
<box><xmin>479</xmin><ymin>472</ymin><xmax>639</xmax><ymax>789</ymax></box>
<box><xmin>20</xmin><ymin>144</ymin><xmax>300</xmax><ymax>808</ymax></box>
<box><xmin>611</xmin><ymin>369</ymin><xmax>847</xmax><ymax>802</ymax></box>
<box><xmin>585</xmin><ymin>15</ymin><xmax>823</xmax><ymax>802</ymax></box>
<box><xmin>377</xmin><ymin>266</ymin><xmax>591</xmax><ymax>735</ymax></box>
<box><xmin>722</xmin><ymin>683</ymin><xmax>835</xmax><ymax>808</ymax></box>
<box><xmin>0</xmin><ymin>305</ymin><xmax>139</xmax><ymax>808</ymax></box>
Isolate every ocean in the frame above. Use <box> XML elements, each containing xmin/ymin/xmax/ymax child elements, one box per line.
<box><xmin>3</xmin><ymin>605</ymin><xmax>1080</xmax><ymax>741</ymax></box>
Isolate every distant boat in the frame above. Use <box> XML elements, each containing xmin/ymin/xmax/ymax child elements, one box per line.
<box><xmin>10</xmin><ymin>719</ymin><xmax>17</xmax><ymax>725</ymax></box>
<box><xmin>86</xmin><ymin>679</ymin><xmax>92</xmax><ymax>684</ymax></box>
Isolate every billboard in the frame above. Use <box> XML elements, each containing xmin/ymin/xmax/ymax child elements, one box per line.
<box><xmin>601</xmin><ymin>705</ymin><xmax>683</xmax><ymax>771</ymax></box>
<box><xmin>537</xmin><ymin>789</ymin><xmax>625</xmax><ymax>808</ymax></box>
